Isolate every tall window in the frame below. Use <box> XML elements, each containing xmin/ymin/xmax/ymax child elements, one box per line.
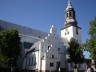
<box><xmin>50</xmin><ymin>62</ymin><xmax>54</xmax><ymax>67</ymax></box>
<box><xmin>67</xmin><ymin>12</ymin><xmax>68</xmax><ymax>17</ymax></box>
<box><xmin>29</xmin><ymin>57</ymin><xmax>31</xmax><ymax>66</ymax></box>
<box><xmin>52</xmin><ymin>55</ymin><xmax>54</xmax><ymax>59</ymax></box>
<box><xmin>48</xmin><ymin>45</ymin><xmax>51</xmax><ymax>50</ymax></box>
<box><xmin>31</xmin><ymin>57</ymin><xmax>33</xmax><ymax>66</ymax></box>
<box><xmin>69</xmin><ymin>11</ymin><xmax>72</xmax><ymax>17</ymax></box>
<box><xmin>33</xmin><ymin>57</ymin><xmax>36</xmax><ymax>66</ymax></box>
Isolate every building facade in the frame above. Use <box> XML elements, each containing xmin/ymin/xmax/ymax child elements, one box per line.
<box><xmin>0</xmin><ymin>0</ymin><xmax>87</xmax><ymax>72</ymax></box>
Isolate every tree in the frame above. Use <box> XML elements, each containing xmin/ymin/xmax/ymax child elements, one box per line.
<box><xmin>84</xmin><ymin>18</ymin><xmax>96</xmax><ymax>67</ymax></box>
<box><xmin>0</xmin><ymin>29</ymin><xmax>21</xmax><ymax>71</ymax></box>
<box><xmin>0</xmin><ymin>53</ymin><xmax>9</xmax><ymax>68</ymax></box>
<box><xmin>68</xmin><ymin>38</ymin><xmax>84</xmax><ymax>72</ymax></box>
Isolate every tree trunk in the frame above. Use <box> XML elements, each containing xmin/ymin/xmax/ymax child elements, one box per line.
<box><xmin>73</xmin><ymin>63</ymin><xmax>78</xmax><ymax>72</ymax></box>
<box><xmin>91</xmin><ymin>59</ymin><xmax>96</xmax><ymax>68</ymax></box>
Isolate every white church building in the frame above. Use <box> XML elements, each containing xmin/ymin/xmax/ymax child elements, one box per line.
<box><xmin>0</xmin><ymin>0</ymin><xmax>87</xmax><ymax>72</ymax></box>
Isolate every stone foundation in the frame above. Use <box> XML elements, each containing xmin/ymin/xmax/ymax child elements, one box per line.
<box><xmin>36</xmin><ymin>70</ymin><xmax>58</xmax><ymax>72</ymax></box>
<box><xmin>68</xmin><ymin>70</ymin><xmax>85</xmax><ymax>72</ymax></box>
<box><xmin>21</xmin><ymin>68</ymin><xmax>66</xmax><ymax>72</ymax></box>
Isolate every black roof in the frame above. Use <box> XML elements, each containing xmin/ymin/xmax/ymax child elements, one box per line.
<box><xmin>0</xmin><ymin>20</ymin><xmax>48</xmax><ymax>38</ymax></box>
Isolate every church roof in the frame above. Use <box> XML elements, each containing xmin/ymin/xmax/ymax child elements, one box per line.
<box><xmin>0</xmin><ymin>20</ymin><xmax>48</xmax><ymax>39</ymax></box>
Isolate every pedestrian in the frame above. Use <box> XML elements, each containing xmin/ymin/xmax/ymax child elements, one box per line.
<box><xmin>86</xmin><ymin>65</ymin><xmax>94</xmax><ymax>72</ymax></box>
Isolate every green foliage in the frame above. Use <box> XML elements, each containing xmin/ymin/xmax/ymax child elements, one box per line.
<box><xmin>85</xmin><ymin>18</ymin><xmax>96</xmax><ymax>60</ymax></box>
<box><xmin>0</xmin><ymin>29</ymin><xmax>21</xmax><ymax>68</ymax></box>
<box><xmin>0</xmin><ymin>53</ymin><xmax>9</xmax><ymax>68</ymax></box>
<box><xmin>68</xmin><ymin>38</ymin><xmax>84</xmax><ymax>64</ymax></box>
<box><xmin>89</xmin><ymin>18</ymin><xmax>96</xmax><ymax>37</ymax></box>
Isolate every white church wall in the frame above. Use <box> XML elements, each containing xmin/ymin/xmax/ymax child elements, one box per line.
<box><xmin>20</xmin><ymin>34</ymin><xmax>41</xmax><ymax>61</ymax></box>
<box><xmin>22</xmin><ymin>41</ymin><xmax>41</xmax><ymax>70</ymax></box>
<box><xmin>40</xmin><ymin>33</ymin><xmax>66</xmax><ymax>71</ymax></box>
<box><xmin>22</xmin><ymin>24</ymin><xmax>68</xmax><ymax>71</ymax></box>
<box><xmin>26</xmin><ymin>52</ymin><xmax>36</xmax><ymax>70</ymax></box>
<box><xmin>59</xmin><ymin>52</ymin><xmax>66</xmax><ymax>68</ymax></box>
<box><xmin>61</xmin><ymin>26</ymin><xmax>81</xmax><ymax>44</ymax></box>
<box><xmin>61</xmin><ymin>26</ymin><xmax>74</xmax><ymax>42</ymax></box>
<box><xmin>41</xmin><ymin>60</ymin><xmax>46</xmax><ymax>70</ymax></box>
<box><xmin>45</xmin><ymin>50</ymin><xmax>59</xmax><ymax>71</ymax></box>
<box><xmin>72</xmin><ymin>26</ymin><xmax>81</xmax><ymax>44</ymax></box>
<box><xmin>34</xmin><ymin>41</ymin><xmax>42</xmax><ymax>70</ymax></box>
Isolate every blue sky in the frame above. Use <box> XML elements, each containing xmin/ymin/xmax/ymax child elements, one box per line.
<box><xmin>0</xmin><ymin>0</ymin><xmax>96</xmax><ymax>58</ymax></box>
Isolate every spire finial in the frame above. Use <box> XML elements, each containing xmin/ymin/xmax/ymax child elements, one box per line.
<box><xmin>50</xmin><ymin>24</ymin><xmax>56</xmax><ymax>35</ymax></box>
<box><xmin>68</xmin><ymin>0</ymin><xmax>72</xmax><ymax>7</ymax></box>
<box><xmin>66</xmin><ymin>0</ymin><xmax>73</xmax><ymax>10</ymax></box>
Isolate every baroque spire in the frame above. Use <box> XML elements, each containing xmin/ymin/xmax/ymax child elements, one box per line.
<box><xmin>64</xmin><ymin>0</ymin><xmax>77</xmax><ymax>28</ymax></box>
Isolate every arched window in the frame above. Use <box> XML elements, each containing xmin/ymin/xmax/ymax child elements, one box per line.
<box><xmin>69</xmin><ymin>11</ymin><xmax>72</xmax><ymax>17</ymax></box>
<box><xmin>67</xmin><ymin>12</ymin><xmax>68</xmax><ymax>17</ymax></box>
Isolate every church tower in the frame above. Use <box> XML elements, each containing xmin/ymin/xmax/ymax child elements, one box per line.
<box><xmin>61</xmin><ymin>0</ymin><xmax>81</xmax><ymax>43</ymax></box>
